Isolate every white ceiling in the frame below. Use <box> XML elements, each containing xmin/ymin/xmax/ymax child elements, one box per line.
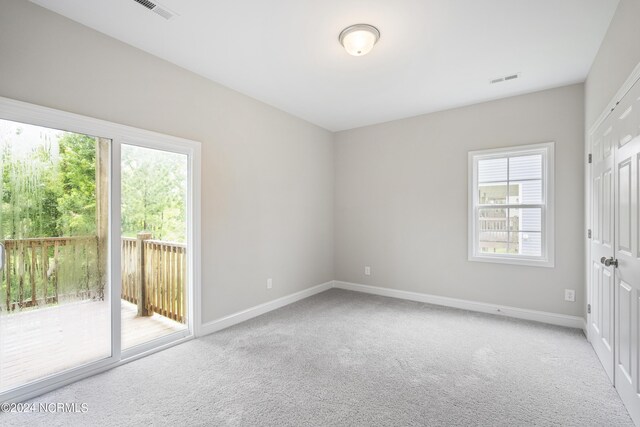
<box><xmin>32</xmin><ymin>0</ymin><xmax>619</xmax><ymax>131</ymax></box>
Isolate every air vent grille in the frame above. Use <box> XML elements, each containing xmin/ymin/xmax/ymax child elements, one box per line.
<box><xmin>134</xmin><ymin>0</ymin><xmax>156</xmax><ymax>10</ymax></box>
<box><xmin>490</xmin><ymin>73</ymin><xmax>521</xmax><ymax>84</ymax></box>
<box><xmin>132</xmin><ymin>0</ymin><xmax>177</xmax><ymax>20</ymax></box>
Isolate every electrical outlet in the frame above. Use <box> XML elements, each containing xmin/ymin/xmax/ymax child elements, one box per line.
<box><xmin>267</xmin><ymin>278</ymin><xmax>272</xmax><ymax>290</ymax></box>
<box><xmin>564</xmin><ymin>289</ymin><xmax>575</xmax><ymax>302</ymax></box>
<box><xmin>364</xmin><ymin>266</ymin><xmax>371</xmax><ymax>276</ymax></box>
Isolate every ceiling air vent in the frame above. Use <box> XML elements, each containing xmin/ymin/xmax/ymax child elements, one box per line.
<box><xmin>132</xmin><ymin>0</ymin><xmax>177</xmax><ymax>20</ymax></box>
<box><xmin>490</xmin><ymin>73</ymin><xmax>521</xmax><ymax>84</ymax></box>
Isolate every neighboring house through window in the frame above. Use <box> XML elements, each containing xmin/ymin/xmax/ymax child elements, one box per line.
<box><xmin>468</xmin><ymin>142</ymin><xmax>554</xmax><ymax>267</ymax></box>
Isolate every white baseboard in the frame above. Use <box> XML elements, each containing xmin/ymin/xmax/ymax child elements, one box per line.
<box><xmin>333</xmin><ymin>281</ymin><xmax>585</xmax><ymax>329</ymax></box>
<box><xmin>198</xmin><ymin>279</ymin><xmax>585</xmax><ymax>337</ymax></box>
<box><xmin>198</xmin><ymin>281</ymin><xmax>334</xmax><ymax>336</ymax></box>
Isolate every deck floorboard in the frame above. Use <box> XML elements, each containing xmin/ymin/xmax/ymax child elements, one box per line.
<box><xmin>0</xmin><ymin>299</ymin><xmax>185</xmax><ymax>392</ymax></box>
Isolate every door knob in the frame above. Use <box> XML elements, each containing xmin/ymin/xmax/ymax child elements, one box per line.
<box><xmin>601</xmin><ymin>256</ymin><xmax>618</xmax><ymax>268</ymax></box>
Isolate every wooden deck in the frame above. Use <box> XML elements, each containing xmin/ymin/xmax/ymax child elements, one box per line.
<box><xmin>0</xmin><ymin>299</ymin><xmax>185</xmax><ymax>392</ymax></box>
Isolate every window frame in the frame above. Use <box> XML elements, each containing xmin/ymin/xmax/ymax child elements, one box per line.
<box><xmin>468</xmin><ymin>142</ymin><xmax>555</xmax><ymax>268</ymax></box>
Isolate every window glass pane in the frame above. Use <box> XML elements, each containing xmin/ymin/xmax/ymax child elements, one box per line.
<box><xmin>478</xmin><ymin>157</ymin><xmax>507</xmax><ymax>183</ymax></box>
<box><xmin>510</xmin><ymin>180</ymin><xmax>542</xmax><ymax>204</ymax></box>
<box><xmin>478</xmin><ymin>208</ymin><xmax>509</xmax><ymax>253</ymax></box>
<box><xmin>478</xmin><ymin>183</ymin><xmax>519</xmax><ymax>205</ymax></box>
<box><xmin>0</xmin><ymin>119</ymin><xmax>111</xmax><ymax>393</ymax></box>
<box><xmin>509</xmin><ymin>154</ymin><xmax>542</xmax><ymax>181</ymax></box>
<box><xmin>511</xmin><ymin>232</ymin><xmax>542</xmax><ymax>256</ymax></box>
<box><xmin>506</xmin><ymin>233</ymin><xmax>520</xmax><ymax>254</ymax></box>
<box><xmin>508</xmin><ymin>208</ymin><xmax>542</xmax><ymax>232</ymax></box>
<box><xmin>472</xmin><ymin>146</ymin><xmax>550</xmax><ymax>262</ymax></box>
<box><xmin>121</xmin><ymin>144</ymin><xmax>189</xmax><ymax>350</ymax></box>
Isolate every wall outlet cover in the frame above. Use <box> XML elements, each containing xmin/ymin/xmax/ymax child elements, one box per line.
<box><xmin>564</xmin><ymin>289</ymin><xmax>575</xmax><ymax>302</ymax></box>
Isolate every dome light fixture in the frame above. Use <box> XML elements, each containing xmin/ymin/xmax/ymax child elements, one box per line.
<box><xmin>339</xmin><ymin>24</ymin><xmax>380</xmax><ymax>56</ymax></box>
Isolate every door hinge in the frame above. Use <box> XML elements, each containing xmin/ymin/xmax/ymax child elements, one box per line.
<box><xmin>588</xmin><ymin>229</ymin><xmax>592</xmax><ymax>239</ymax></box>
<box><xmin>587</xmin><ymin>304</ymin><xmax>591</xmax><ymax>314</ymax></box>
<box><xmin>588</xmin><ymin>153</ymin><xmax>592</xmax><ymax>164</ymax></box>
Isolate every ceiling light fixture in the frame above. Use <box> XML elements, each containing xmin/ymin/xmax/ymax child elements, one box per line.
<box><xmin>339</xmin><ymin>24</ymin><xmax>380</xmax><ymax>57</ymax></box>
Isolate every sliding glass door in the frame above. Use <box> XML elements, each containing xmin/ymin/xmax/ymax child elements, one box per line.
<box><xmin>120</xmin><ymin>143</ymin><xmax>189</xmax><ymax>351</ymax></box>
<box><xmin>0</xmin><ymin>119</ymin><xmax>111</xmax><ymax>393</ymax></box>
<box><xmin>0</xmin><ymin>98</ymin><xmax>199</xmax><ymax>401</ymax></box>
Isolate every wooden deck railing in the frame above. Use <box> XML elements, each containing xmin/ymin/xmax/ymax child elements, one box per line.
<box><xmin>2</xmin><ymin>234</ymin><xmax>186</xmax><ymax>324</ymax></box>
<box><xmin>121</xmin><ymin>235</ymin><xmax>187</xmax><ymax>324</ymax></box>
<box><xmin>3</xmin><ymin>236</ymin><xmax>99</xmax><ymax>311</ymax></box>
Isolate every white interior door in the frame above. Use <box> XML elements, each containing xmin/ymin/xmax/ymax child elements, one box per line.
<box><xmin>613</xmin><ymin>78</ymin><xmax>640</xmax><ymax>424</ymax></box>
<box><xmin>590</xmin><ymin>113</ymin><xmax>616</xmax><ymax>382</ymax></box>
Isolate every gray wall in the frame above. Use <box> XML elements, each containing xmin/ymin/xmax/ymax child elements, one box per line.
<box><xmin>0</xmin><ymin>0</ymin><xmax>335</xmax><ymax>323</ymax></box>
<box><xmin>334</xmin><ymin>84</ymin><xmax>585</xmax><ymax>317</ymax></box>
<box><xmin>1</xmin><ymin>0</ymin><xmax>609</xmax><ymax>323</ymax></box>
<box><xmin>585</xmin><ymin>0</ymin><xmax>640</xmax><ymax>128</ymax></box>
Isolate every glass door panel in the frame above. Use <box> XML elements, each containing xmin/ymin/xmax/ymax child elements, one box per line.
<box><xmin>120</xmin><ymin>144</ymin><xmax>188</xmax><ymax>350</ymax></box>
<box><xmin>0</xmin><ymin>119</ymin><xmax>111</xmax><ymax>392</ymax></box>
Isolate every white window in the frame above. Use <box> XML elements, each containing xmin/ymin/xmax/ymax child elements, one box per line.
<box><xmin>468</xmin><ymin>142</ymin><xmax>554</xmax><ymax>267</ymax></box>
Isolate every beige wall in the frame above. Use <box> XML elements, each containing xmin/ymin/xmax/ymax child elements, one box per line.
<box><xmin>0</xmin><ymin>0</ymin><xmax>334</xmax><ymax>323</ymax></box>
<box><xmin>585</xmin><ymin>0</ymin><xmax>640</xmax><ymax>128</ymax></box>
<box><xmin>334</xmin><ymin>84</ymin><xmax>585</xmax><ymax>317</ymax></box>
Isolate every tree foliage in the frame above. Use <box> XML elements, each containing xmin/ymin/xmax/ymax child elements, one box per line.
<box><xmin>0</xmin><ymin>126</ymin><xmax>186</xmax><ymax>242</ymax></box>
<box><xmin>1</xmin><ymin>134</ymin><xmax>60</xmax><ymax>238</ymax></box>
<box><xmin>121</xmin><ymin>145</ymin><xmax>186</xmax><ymax>242</ymax></box>
<box><xmin>57</xmin><ymin>133</ymin><xmax>97</xmax><ymax>235</ymax></box>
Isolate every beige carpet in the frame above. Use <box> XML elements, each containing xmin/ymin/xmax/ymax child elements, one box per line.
<box><xmin>1</xmin><ymin>289</ymin><xmax>632</xmax><ymax>426</ymax></box>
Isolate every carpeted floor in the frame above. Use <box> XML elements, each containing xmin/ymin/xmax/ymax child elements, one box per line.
<box><xmin>1</xmin><ymin>289</ymin><xmax>633</xmax><ymax>426</ymax></box>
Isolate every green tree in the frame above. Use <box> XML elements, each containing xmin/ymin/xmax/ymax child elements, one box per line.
<box><xmin>121</xmin><ymin>146</ymin><xmax>186</xmax><ymax>242</ymax></box>
<box><xmin>1</xmin><ymin>136</ymin><xmax>60</xmax><ymax>239</ymax></box>
<box><xmin>57</xmin><ymin>133</ymin><xmax>97</xmax><ymax>236</ymax></box>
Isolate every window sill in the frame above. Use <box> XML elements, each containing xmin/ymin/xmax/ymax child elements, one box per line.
<box><xmin>468</xmin><ymin>254</ymin><xmax>554</xmax><ymax>268</ymax></box>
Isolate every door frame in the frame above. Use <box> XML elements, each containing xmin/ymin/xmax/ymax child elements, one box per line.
<box><xmin>117</xmin><ymin>134</ymin><xmax>200</xmax><ymax>359</ymax></box>
<box><xmin>0</xmin><ymin>96</ymin><xmax>202</xmax><ymax>403</ymax></box>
